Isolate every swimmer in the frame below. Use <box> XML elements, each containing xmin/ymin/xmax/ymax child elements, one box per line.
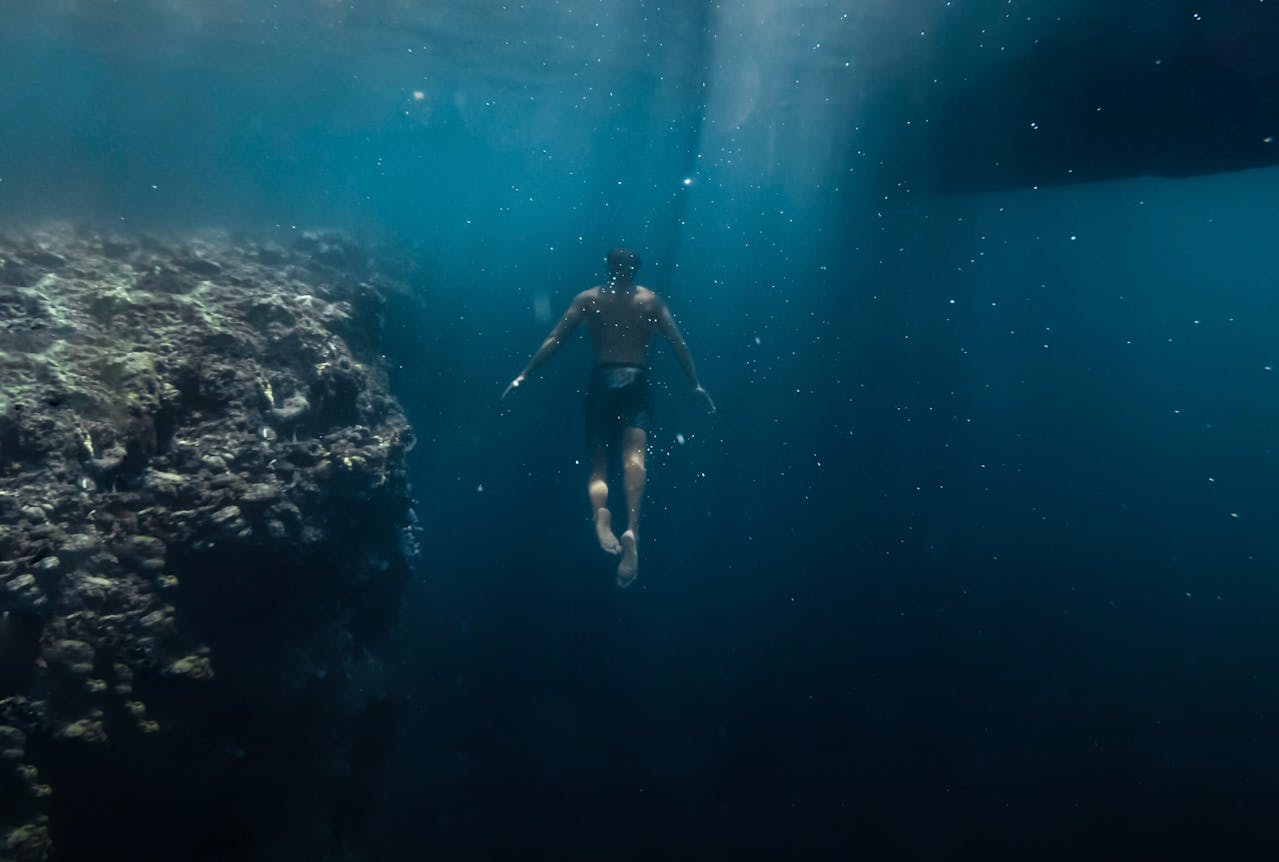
<box><xmin>503</xmin><ymin>247</ymin><xmax>715</xmax><ymax>587</ymax></box>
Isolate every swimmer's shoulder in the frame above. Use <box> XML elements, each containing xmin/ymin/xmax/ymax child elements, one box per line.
<box><xmin>633</xmin><ymin>285</ymin><xmax>663</xmax><ymax>305</ymax></box>
<box><xmin>633</xmin><ymin>286</ymin><xmax>667</xmax><ymax>317</ymax></box>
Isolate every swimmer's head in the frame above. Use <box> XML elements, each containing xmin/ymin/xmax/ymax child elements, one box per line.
<box><xmin>606</xmin><ymin>247</ymin><xmax>640</xmax><ymax>283</ymax></box>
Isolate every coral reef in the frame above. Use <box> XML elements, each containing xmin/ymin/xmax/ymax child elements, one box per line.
<box><xmin>0</xmin><ymin>226</ymin><xmax>420</xmax><ymax>861</ymax></box>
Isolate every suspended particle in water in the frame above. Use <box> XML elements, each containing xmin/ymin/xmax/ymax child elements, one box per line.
<box><xmin>682</xmin><ymin>178</ymin><xmax>693</xmax><ymax>186</ymax></box>
<box><xmin>412</xmin><ymin>90</ymin><xmax>426</xmax><ymax>101</ymax></box>
<box><xmin>533</xmin><ymin>292</ymin><xmax>552</xmax><ymax>323</ymax></box>
<box><xmin>675</xmin><ymin>434</ymin><xmax>686</xmax><ymax>445</ymax></box>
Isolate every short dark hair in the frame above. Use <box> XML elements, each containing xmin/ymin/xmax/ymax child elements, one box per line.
<box><xmin>607</xmin><ymin>247</ymin><xmax>640</xmax><ymax>278</ymax></box>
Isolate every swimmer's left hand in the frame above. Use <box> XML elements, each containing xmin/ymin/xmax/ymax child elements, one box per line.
<box><xmin>502</xmin><ymin>375</ymin><xmax>525</xmax><ymax>401</ymax></box>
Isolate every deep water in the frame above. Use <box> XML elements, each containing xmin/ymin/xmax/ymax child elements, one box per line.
<box><xmin>4</xmin><ymin>2</ymin><xmax>1279</xmax><ymax>860</ymax></box>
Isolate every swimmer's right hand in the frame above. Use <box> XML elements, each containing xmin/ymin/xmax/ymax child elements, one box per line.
<box><xmin>694</xmin><ymin>385</ymin><xmax>716</xmax><ymax>413</ymax></box>
<box><xmin>502</xmin><ymin>375</ymin><xmax>525</xmax><ymax>400</ymax></box>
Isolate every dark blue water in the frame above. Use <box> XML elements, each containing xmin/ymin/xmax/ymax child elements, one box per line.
<box><xmin>4</xmin><ymin>2</ymin><xmax>1279</xmax><ymax>859</ymax></box>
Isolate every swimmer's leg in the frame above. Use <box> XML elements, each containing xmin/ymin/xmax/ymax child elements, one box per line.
<box><xmin>617</xmin><ymin>426</ymin><xmax>645</xmax><ymax>587</ymax></box>
<box><xmin>590</xmin><ymin>443</ymin><xmax>621</xmax><ymax>555</ymax></box>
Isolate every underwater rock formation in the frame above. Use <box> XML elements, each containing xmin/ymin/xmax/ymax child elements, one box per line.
<box><xmin>0</xmin><ymin>226</ymin><xmax>420</xmax><ymax>862</ymax></box>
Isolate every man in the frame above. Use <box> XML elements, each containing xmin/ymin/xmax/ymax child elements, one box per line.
<box><xmin>503</xmin><ymin>248</ymin><xmax>715</xmax><ymax>587</ymax></box>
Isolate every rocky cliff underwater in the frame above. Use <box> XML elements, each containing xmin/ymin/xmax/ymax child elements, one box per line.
<box><xmin>0</xmin><ymin>226</ymin><xmax>422</xmax><ymax>861</ymax></box>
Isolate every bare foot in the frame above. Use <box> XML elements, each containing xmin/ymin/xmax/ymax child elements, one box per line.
<box><xmin>595</xmin><ymin>508</ymin><xmax>622</xmax><ymax>555</ymax></box>
<box><xmin>616</xmin><ymin>530</ymin><xmax>638</xmax><ymax>588</ymax></box>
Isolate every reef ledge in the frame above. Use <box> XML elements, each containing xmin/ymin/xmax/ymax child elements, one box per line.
<box><xmin>0</xmin><ymin>225</ymin><xmax>421</xmax><ymax>862</ymax></box>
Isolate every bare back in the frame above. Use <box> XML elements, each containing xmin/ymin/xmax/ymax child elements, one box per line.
<box><xmin>578</xmin><ymin>285</ymin><xmax>663</xmax><ymax>365</ymax></box>
<box><xmin>512</xmin><ymin>278</ymin><xmax>698</xmax><ymax>393</ymax></box>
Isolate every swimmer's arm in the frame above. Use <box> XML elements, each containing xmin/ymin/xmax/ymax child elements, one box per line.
<box><xmin>505</xmin><ymin>293</ymin><xmax>587</xmax><ymax>397</ymax></box>
<box><xmin>656</xmin><ymin>299</ymin><xmax>715</xmax><ymax>412</ymax></box>
<box><xmin>656</xmin><ymin>300</ymin><xmax>701</xmax><ymax>388</ymax></box>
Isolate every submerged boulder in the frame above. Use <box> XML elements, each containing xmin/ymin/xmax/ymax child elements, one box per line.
<box><xmin>0</xmin><ymin>225</ymin><xmax>420</xmax><ymax>862</ymax></box>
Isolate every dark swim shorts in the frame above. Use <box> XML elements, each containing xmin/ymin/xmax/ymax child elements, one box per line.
<box><xmin>585</xmin><ymin>362</ymin><xmax>651</xmax><ymax>445</ymax></box>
